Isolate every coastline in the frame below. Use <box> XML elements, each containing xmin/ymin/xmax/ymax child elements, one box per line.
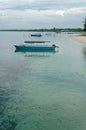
<box><xmin>70</xmin><ymin>34</ymin><xmax>86</xmax><ymax>44</ymax></box>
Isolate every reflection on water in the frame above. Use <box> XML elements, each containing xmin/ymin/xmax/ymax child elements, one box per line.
<box><xmin>83</xmin><ymin>47</ymin><xmax>86</xmax><ymax>56</ymax></box>
<box><xmin>15</xmin><ymin>51</ymin><xmax>58</xmax><ymax>58</ymax></box>
<box><xmin>82</xmin><ymin>47</ymin><xmax>86</xmax><ymax>73</ymax></box>
<box><xmin>24</xmin><ymin>52</ymin><xmax>55</xmax><ymax>58</ymax></box>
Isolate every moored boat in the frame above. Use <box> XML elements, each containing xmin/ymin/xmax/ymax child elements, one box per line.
<box><xmin>14</xmin><ymin>44</ymin><xmax>58</xmax><ymax>52</ymax></box>
<box><xmin>31</xmin><ymin>33</ymin><xmax>42</xmax><ymax>37</ymax></box>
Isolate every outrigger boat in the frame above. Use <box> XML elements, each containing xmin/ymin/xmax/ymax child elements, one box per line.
<box><xmin>30</xmin><ymin>33</ymin><xmax>42</xmax><ymax>37</ymax></box>
<box><xmin>14</xmin><ymin>43</ymin><xmax>58</xmax><ymax>52</ymax></box>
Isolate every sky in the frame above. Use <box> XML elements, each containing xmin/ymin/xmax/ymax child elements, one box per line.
<box><xmin>0</xmin><ymin>0</ymin><xmax>86</xmax><ymax>29</ymax></box>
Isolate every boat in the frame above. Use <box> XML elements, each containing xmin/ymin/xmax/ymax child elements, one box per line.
<box><xmin>24</xmin><ymin>41</ymin><xmax>50</xmax><ymax>43</ymax></box>
<box><xmin>31</xmin><ymin>33</ymin><xmax>42</xmax><ymax>37</ymax></box>
<box><xmin>14</xmin><ymin>44</ymin><xmax>58</xmax><ymax>52</ymax></box>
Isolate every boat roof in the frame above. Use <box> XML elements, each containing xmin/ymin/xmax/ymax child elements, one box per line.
<box><xmin>24</xmin><ymin>41</ymin><xmax>50</xmax><ymax>43</ymax></box>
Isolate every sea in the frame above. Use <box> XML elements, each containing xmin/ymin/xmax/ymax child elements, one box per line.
<box><xmin>0</xmin><ymin>31</ymin><xmax>86</xmax><ymax>130</ymax></box>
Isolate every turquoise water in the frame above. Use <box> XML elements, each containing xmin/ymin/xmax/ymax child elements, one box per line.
<box><xmin>0</xmin><ymin>32</ymin><xmax>86</xmax><ymax>130</ymax></box>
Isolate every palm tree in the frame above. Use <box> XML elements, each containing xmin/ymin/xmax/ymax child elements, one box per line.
<box><xmin>83</xmin><ymin>18</ymin><xmax>86</xmax><ymax>31</ymax></box>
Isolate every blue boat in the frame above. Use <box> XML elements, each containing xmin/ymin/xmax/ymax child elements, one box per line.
<box><xmin>31</xmin><ymin>33</ymin><xmax>42</xmax><ymax>37</ymax></box>
<box><xmin>14</xmin><ymin>44</ymin><xmax>58</xmax><ymax>52</ymax></box>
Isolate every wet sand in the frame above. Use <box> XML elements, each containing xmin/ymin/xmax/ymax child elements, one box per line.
<box><xmin>70</xmin><ymin>34</ymin><xmax>86</xmax><ymax>44</ymax></box>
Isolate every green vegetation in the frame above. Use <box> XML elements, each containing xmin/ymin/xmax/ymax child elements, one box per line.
<box><xmin>0</xmin><ymin>28</ymin><xmax>83</xmax><ymax>32</ymax></box>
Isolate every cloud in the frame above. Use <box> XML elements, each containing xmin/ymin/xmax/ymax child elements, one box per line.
<box><xmin>0</xmin><ymin>6</ymin><xmax>85</xmax><ymax>29</ymax></box>
<box><xmin>0</xmin><ymin>0</ymin><xmax>86</xmax><ymax>10</ymax></box>
<box><xmin>0</xmin><ymin>0</ymin><xmax>86</xmax><ymax>29</ymax></box>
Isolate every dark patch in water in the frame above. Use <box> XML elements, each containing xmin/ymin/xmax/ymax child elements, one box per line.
<box><xmin>0</xmin><ymin>87</ymin><xmax>9</xmax><ymax>115</ymax></box>
<box><xmin>0</xmin><ymin>117</ymin><xmax>17</xmax><ymax>130</ymax></box>
<box><xmin>0</xmin><ymin>88</ymin><xmax>9</xmax><ymax>104</ymax></box>
<box><xmin>0</xmin><ymin>105</ymin><xmax>5</xmax><ymax>115</ymax></box>
<box><xmin>0</xmin><ymin>87</ymin><xmax>18</xmax><ymax>130</ymax></box>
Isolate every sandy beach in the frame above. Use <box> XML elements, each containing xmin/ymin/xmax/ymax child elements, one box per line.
<box><xmin>70</xmin><ymin>34</ymin><xmax>86</xmax><ymax>44</ymax></box>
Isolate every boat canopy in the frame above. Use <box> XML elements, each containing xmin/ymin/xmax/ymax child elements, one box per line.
<box><xmin>24</xmin><ymin>41</ymin><xmax>50</xmax><ymax>43</ymax></box>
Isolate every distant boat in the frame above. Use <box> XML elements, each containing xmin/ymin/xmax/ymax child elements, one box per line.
<box><xmin>31</xmin><ymin>33</ymin><xmax>42</xmax><ymax>37</ymax></box>
<box><xmin>24</xmin><ymin>41</ymin><xmax>50</xmax><ymax>43</ymax></box>
<box><xmin>14</xmin><ymin>44</ymin><xmax>58</xmax><ymax>52</ymax></box>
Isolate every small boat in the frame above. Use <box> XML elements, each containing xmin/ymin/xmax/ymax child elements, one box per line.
<box><xmin>14</xmin><ymin>44</ymin><xmax>58</xmax><ymax>52</ymax></box>
<box><xmin>24</xmin><ymin>41</ymin><xmax>50</xmax><ymax>43</ymax></box>
<box><xmin>31</xmin><ymin>33</ymin><xmax>42</xmax><ymax>37</ymax></box>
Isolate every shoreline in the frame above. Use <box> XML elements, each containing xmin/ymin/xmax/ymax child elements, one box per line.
<box><xmin>70</xmin><ymin>34</ymin><xmax>86</xmax><ymax>44</ymax></box>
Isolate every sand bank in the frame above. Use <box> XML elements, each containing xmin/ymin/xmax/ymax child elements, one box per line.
<box><xmin>70</xmin><ymin>34</ymin><xmax>86</xmax><ymax>44</ymax></box>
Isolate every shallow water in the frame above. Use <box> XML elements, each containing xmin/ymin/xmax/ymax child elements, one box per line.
<box><xmin>0</xmin><ymin>31</ymin><xmax>86</xmax><ymax>130</ymax></box>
